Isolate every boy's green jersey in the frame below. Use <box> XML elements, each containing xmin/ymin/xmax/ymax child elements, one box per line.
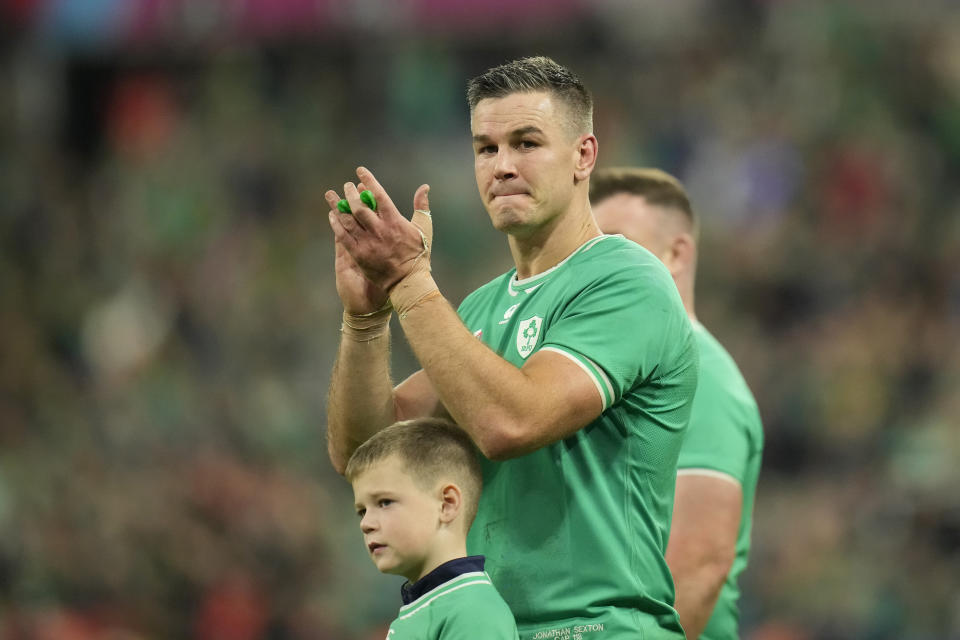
<box><xmin>678</xmin><ymin>323</ymin><xmax>764</xmax><ymax>640</ymax></box>
<box><xmin>458</xmin><ymin>236</ymin><xmax>698</xmax><ymax>639</ymax></box>
<box><xmin>388</xmin><ymin>560</ymin><xmax>519</xmax><ymax>639</ymax></box>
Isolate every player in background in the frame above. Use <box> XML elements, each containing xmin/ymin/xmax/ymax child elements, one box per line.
<box><xmin>346</xmin><ymin>418</ymin><xmax>519</xmax><ymax>639</ymax></box>
<box><xmin>591</xmin><ymin>168</ymin><xmax>764</xmax><ymax>640</ymax></box>
<box><xmin>325</xmin><ymin>57</ymin><xmax>697</xmax><ymax>638</ymax></box>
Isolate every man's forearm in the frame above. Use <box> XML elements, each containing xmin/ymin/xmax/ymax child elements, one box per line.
<box><xmin>326</xmin><ymin>325</ymin><xmax>397</xmax><ymax>474</ymax></box>
<box><xmin>666</xmin><ymin>475</ymin><xmax>742</xmax><ymax>638</ymax></box>
<box><xmin>395</xmin><ymin>276</ymin><xmax>599</xmax><ymax>460</ymax></box>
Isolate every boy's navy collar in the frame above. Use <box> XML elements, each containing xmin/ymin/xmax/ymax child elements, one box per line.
<box><xmin>400</xmin><ymin>556</ymin><xmax>486</xmax><ymax>605</ymax></box>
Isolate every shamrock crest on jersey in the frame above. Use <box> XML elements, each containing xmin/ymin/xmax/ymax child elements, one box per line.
<box><xmin>516</xmin><ymin>316</ymin><xmax>543</xmax><ymax>359</ymax></box>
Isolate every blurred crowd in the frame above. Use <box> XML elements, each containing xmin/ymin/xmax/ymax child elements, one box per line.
<box><xmin>1</xmin><ymin>1</ymin><xmax>958</xmax><ymax>638</ymax></box>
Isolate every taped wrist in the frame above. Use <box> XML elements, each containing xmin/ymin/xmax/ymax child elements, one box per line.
<box><xmin>341</xmin><ymin>306</ymin><xmax>392</xmax><ymax>341</ymax></box>
<box><xmin>391</xmin><ymin>270</ymin><xmax>442</xmax><ymax>320</ymax></box>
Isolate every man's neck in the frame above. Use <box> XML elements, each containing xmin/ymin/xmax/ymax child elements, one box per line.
<box><xmin>508</xmin><ymin>205</ymin><xmax>601</xmax><ymax>279</ymax></box>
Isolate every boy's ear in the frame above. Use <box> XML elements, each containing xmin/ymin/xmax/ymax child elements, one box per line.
<box><xmin>438</xmin><ymin>483</ymin><xmax>462</xmax><ymax>524</ymax></box>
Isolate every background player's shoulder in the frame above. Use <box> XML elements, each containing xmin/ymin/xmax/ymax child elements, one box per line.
<box><xmin>693</xmin><ymin>322</ymin><xmax>764</xmax><ymax>439</ymax></box>
<box><xmin>693</xmin><ymin>324</ymin><xmax>751</xmax><ymax>392</ymax></box>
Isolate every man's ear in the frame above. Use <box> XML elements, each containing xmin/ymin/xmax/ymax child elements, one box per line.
<box><xmin>664</xmin><ymin>232</ymin><xmax>696</xmax><ymax>278</ymax></box>
<box><xmin>574</xmin><ymin>134</ymin><xmax>598</xmax><ymax>183</ymax></box>
<box><xmin>438</xmin><ymin>483</ymin><xmax>463</xmax><ymax>525</ymax></box>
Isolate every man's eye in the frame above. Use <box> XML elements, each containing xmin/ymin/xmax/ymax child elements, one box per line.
<box><xmin>478</xmin><ymin>145</ymin><xmax>496</xmax><ymax>155</ymax></box>
<box><xmin>356</xmin><ymin>508</ymin><xmax>366</xmax><ymax>518</ymax></box>
<box><xmin>519</xmin><ymin>140</ymin><xmax>537</xmax><ymax>149</ymax></box>
<box><xmin>378</xmin><ymin>499</ymin><xmax>394</xmax><ymax>508</ymax></box>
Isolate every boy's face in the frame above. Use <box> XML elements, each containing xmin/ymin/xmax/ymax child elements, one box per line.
<box><xmin>352</xmin><ymin>455</ymin><xmax>443</xmax><ymax>583</ymax></box>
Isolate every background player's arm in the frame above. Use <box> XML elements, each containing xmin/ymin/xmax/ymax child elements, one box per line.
<box><xmin>398</xmin><ymin>294</ymin><xmax>603</xmax><ymax>461</ymax></box>
<box><xmin>665</xmin><ymin>472</ymin><xmax>742</xmax><ymax>639</ymax></box>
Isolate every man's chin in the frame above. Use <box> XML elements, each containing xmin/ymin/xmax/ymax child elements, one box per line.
<box><xmin>488</xmin><ymin>206</ymin><xmax>530</xmax><ymax>232</ymax></box>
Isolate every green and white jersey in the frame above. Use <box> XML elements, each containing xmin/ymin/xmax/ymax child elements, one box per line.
<box><xmin>458</xmin><ymin>235</ymin><xmax>698</xmax><ymax>640</ymax></box>
<box><xmin>387</xmin><ymin>557</ymin><xmax>519</xmax><ymax>640</ymax></box>
<box><xmin>677</xmin><ymin>323</ymin><xmax>763</xmax><ymax>640</ymax></box>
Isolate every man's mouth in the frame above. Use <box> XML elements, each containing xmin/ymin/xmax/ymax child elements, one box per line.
<box><xmin>491</xmin><ymin>188</ymin><xmax>529</xmax><ymax>199</ymax></box>
<box><xmin>368</xmin><ymin>542</ymin><xmax>386</xmax><ymax>554</ymax></box>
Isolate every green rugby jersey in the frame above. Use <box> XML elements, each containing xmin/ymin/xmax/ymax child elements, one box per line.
<box><xmin>458</xmin><ymin>235</ymin><xmax>698</xmax><ymax>639</ymax></box>
<box><xmin>387</xmin><ymin>557</ymin><xmax>519</xmax><ymax>639</ymax></box>
<box><xmin>677</xmin><ymin>323</ymin><xmax>763</xmax><ymax>640</ymax></box>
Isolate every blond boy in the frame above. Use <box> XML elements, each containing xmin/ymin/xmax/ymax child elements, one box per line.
<box><xmin>346</xmin><ymin>418</ymin><xmax>519</xmax><ymax>639</ymax></box>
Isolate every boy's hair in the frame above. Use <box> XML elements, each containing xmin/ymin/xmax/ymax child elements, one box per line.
<box><xmin>590</xmin><ymin>167</ymin><xmax>699</xmax><ymax>236</ymax></box>
<box><xmin>345</xmin><ymin>418</ymin><xmax>484</xmax><ymax>529</ymax></box>
<box><xmin>466</xmin><ymin>56</ymin><xmax>593</xmax><ymax>135</ymax></box>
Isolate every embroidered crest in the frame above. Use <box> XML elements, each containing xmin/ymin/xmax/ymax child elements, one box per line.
<box><xmin>516</xmin><ymin>316</ymin><xmax>543</xmax><ymax>359</ymax></box>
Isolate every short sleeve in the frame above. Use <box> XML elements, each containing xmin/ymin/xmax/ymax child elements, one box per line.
<box><xmin>538</xmin><ymin>265</ymin><xmax>686</xmax><ymax>410</ymax></box>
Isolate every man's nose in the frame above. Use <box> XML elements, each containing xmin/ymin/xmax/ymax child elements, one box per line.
<box><xmin>494</xmin><ymin>148</ymin><xmax>518</xmax><ymax>180</ymax></box>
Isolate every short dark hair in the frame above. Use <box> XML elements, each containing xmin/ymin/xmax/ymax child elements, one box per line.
<box><xmin>590</xmin><ymin>167</ymin><xmax>697</xmax><ymax>233</ymax></box>
<box><xmin>345</xmin><ymin>418</ymin><xmax>483</xmax><ymax>529</ymax></box>
<box><xmin>466</xmin><ymin>56</ymin><xmax>593</xmax><ymax>134</ymax></box>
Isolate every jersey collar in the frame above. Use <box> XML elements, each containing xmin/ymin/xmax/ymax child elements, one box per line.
<box><xmin>507</xmin><ymin>234</ymin><xmax>614</xmax><ymax>297</ymax></box>
<box><xmin>400</xmin><ymin>555</ymin><xmax>486</xmax><ymax>605</ymax></box>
